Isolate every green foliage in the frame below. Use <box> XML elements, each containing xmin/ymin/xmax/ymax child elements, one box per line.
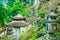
<box><xmin>9</xmin><ymin>2</ymin><xmax>30</xmax><ymax>17</ymax></box>
<box><xmin>3</xmin><ymin>36</ymin><xmax>11</xmax><ymax>40</ymax></box>
<box><xmin>38</xmin><ymin>4</ymin><xmax>45</xmax><ymax>18</ymax></box>
<box><xmin>0</xmin><ymin>2</ymin><xmax>30</xmax><ymax>26</ymax></box>
<box><xmin>54</xmin><ymin>32</ymin><xmax>60</xmax><ymax>37</ymax></box>
<box><xmin>29</xmin><ymin>37</ymin><xmax>37</xmax><ymax>40</ymax></box>
<box><xmin>38</xmin><ymin>13</ymin><xmax>45</xmax><ymax>18</ymax></box>
<box><xmin>0</xmin><ymin>3</ymin><xmax>7</xmax><ymax>26</ymax></box>
<box><xmin>8</xmin><ymin>0</ymin><xmax>15</xmax><ymax>7</ymax></box>
<box><xmin>20</xmin><ymin>25</ymin><xmax>38</xmax><ymax>40</ymax></box>
<box><xmin>0</xmin><ymin>3</ymin><xmax>12</xmax><ymax>26</ymax></box>
<box><xmin>58</xmin><ymin>10</ymin><xmax>60</xmax><ymax>12</ymax></box>
<box><xmin>58</xmin><ymin>16</ymin><xmax>60</xmax><ymax>20</ymax></box>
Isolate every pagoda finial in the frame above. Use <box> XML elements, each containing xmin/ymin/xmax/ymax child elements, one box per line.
<box><xmin>14</xmin><ymin>14</ymin><xmax>23</xmax><ymax>18</ymax></box>
<box><xmin>10</xmin><ymin>14</ymin><xmax>26</xmax><ymax>20</ymax></box>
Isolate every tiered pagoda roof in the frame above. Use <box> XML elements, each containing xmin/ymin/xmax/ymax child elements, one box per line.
<box><xmin>7</xmin><ymin>14</ymin><xmax>28</xmax><ymax>27</ymax></box>
<box><xmin>6</xmin><ymin>14</ymin><xmax>40</xmax><ymax>27</ymax></box>
<box><xmin>11</xmin><ymin>14</ymin><xmax>26</xmax><ymax>20</ymax></box>
<box><xmin>8</xmin><ymin>21</ymin><xmax>28</xmax><ymax>27</ymax></box>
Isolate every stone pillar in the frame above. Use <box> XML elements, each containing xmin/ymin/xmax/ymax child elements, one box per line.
<box><xmin>48</xmin><ymin>17</ymin><xmax>53</xmax><ymax>33</ymax></box>
<box><xmin>13</xmin><ymin>27</ymin><xmax>20</xmax><ymax>40</ymax></box>
<box><xmin>34</xmin><ymin>0</ymin><xmax>40</xmax><ymax>17</ymax></box>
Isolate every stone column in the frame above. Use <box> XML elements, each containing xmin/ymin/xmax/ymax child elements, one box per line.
<box><xmin>34</xmin><ymin>0</ymin><xmax>40</xmax><ymax>17</ymax></box>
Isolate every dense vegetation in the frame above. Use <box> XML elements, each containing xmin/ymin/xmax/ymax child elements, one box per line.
<box><xmin>0</xmin><ymin>0</ymin><xmax>60</xmax><ymax>40</ymax></box>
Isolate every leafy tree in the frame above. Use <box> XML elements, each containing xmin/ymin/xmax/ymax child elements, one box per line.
<box><xmin>7</xmin><ymin>0</ymin><xmax>15</xmax><ymax>7</ymax></box>
<box><xmin>0</xmin><ymin>2</ymin><xmax>31</xmax><ymax>27</ymax></box>
<box><xmin>0</xmin><ymin>3</ymin><xmax>7</xmax><ymax>26</ymax></box>
<box><xmin>9</xmin><ymin>2</ymin><xmax>30</xmax><ymax>17</ymax></box>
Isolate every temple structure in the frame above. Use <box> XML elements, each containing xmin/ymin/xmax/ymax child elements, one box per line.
<box><xmin>6</xmin><ymin>14</ymin><xmax>40</xmax><ymax>40</ymax></box>
<box><xmin>6</xmin><ymin>14</ymin><xmax>28</xmax><ymax>40</ymax></box>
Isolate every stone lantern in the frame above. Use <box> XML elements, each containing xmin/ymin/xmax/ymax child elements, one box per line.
<box><xmin>44</xmin><ymin>11</ymin><xmax>58</xmax><ymax>40</ymax></box>
<box><xmin>48</xmin><ymin>12</ymin><xmax>58</xmax><ymax>33</ymax></box>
